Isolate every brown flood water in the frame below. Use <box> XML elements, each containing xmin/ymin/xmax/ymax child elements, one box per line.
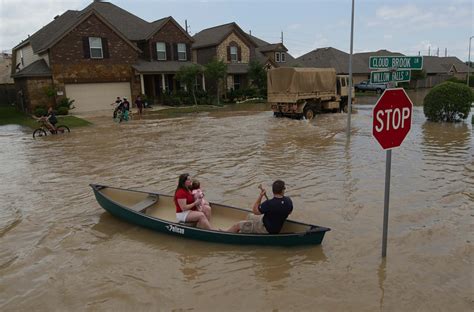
<box><xmin>0</xmin><ymin>101</ymin><xmax>472</xmax><ymax>311</ymax></box>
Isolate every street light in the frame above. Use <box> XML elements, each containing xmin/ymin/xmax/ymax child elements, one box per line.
<box><xmin>468</xmin><ymin>36</ymin><xmax>474</xmax><ymax>87</ymax></box>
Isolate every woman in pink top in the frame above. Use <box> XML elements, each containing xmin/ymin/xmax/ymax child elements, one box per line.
<box><xmin>174</xmin><ymin>174</ymin><xmax>212</xmax><ymax>230</ymax></box>
<box><xmin>191</xmin><ymin>180</ymin><xmax>212</xmax><ymax>221</ymax></box>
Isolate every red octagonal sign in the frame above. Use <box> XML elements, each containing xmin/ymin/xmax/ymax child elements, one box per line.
<box><xmin>372</xmin><ymin>88</ymin><xmax>413</xmax><ymax>150</ymax></box>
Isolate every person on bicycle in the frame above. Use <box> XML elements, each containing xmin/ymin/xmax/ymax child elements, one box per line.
<box><xmin>120</xmin><ymin>97</ymin><xmax>130</xmax><ymax>122</ymax></box>
<box><xmin>33</xmin><ymin>106</ymin><xmax>57</xmax><ymax>132</ymax></box>
<box><xmin>112</xmin><ymin>96</ymin><xmax>122</xmax><ymax>119</ymax></box>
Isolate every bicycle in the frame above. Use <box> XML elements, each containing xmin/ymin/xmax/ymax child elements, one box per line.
<box><xmin>33</xmin><ymin>120</ymin><xmax>70</xmax><ymax>138</ymax></box>
<box><xmin>113</xmin><ymin>109</ymin><xmax>131</xmax><ymax>123</ymax></box>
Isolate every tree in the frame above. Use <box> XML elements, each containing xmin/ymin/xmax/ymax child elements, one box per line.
<box><xmin>248</xmin><ymin>60</ymin><xmax>267</xmax><ymax>95</ymax></box>
<box><xmin>176</xmin><ymin>64</ymin><xmax>202</xmax><ymax>106</ymax></box>
<box><xmin>204</xmin><ymin>59</ymin><xmax>227</xmax><ymax>105</ymax></box>
<box><xmin>423</xmin><ymin>81</ymin><xmax>473</xmax><ymax>122</ymax></box>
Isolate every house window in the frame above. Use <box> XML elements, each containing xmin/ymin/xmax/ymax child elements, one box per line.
<box><xmin>177</xmin><ymin>43</ymin><xmax>187</xmax><ymax>61</ymax></box>
<box><xmin>275</xmin><ymin>52</ymin><xmax>280</xmax><ymax>62</ymax></box>
<box><xmin>281</xmin><ymin>52</ymin><xmax>286</xmax><ymax>62</ymax></box>
<box><xmin>230</xmin><ymin>46</ymin><xmax>238</xmax><ymax>62</ymax></box>
<box><xmin>156</xmin><ymin>42</ymin><xmax>166</xmax><ymax>60</ymax></box>
<box><xmin>89</xmin><ymin>37</ymin><xmax>103</xmax><ymax>59</ymax></box>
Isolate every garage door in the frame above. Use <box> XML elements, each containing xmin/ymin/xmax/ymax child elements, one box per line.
<box><xmin>65</xmin><ymin>82</ymin><xmax>131</xmax><ymax>113</ymax></box>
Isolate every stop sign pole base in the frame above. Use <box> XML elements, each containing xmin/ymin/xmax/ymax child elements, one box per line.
<box><xmin>382</xmin><ymin>149</ymin><xmax>391</xmax><ymax>258</ymax></box>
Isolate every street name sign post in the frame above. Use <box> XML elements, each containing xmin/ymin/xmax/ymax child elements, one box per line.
<box><xmin>372</xmin><ymin>88</ymin><xmax>413</xmax><ymax>257</ymax></box>
<box><xmin>370</xmin><ymin>70</ymin><xmax>411</xmax><ymax>84</ymax></box>
<box><xmin>369</xmin><ymin>56</ymin><xmax>423</xmax><ymax>70</ymax></box>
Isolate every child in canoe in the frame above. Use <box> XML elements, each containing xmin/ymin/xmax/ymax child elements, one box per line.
<box><xmin>191</xmin><ymin>180</ymin><xmax>212</xmax><ymax>221</ymax></box>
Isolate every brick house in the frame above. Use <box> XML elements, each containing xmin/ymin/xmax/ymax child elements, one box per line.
<box><xmin>192</xmin><ymin>22</ymin><xmax>293</xmax><ymax>91</ymax></box>
<box><xmin>11</xmin><ymin>1</ymin><xmax>194</xmax><ymax>113</ymax></box>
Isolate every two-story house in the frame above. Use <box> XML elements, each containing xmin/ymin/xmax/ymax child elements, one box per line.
<box><xmin>11</xmin><ymin>1</ymin><xmax>194</xmax><ymax>113</ymax></box>
<box><xmin>192</xmin><ymin>22</ymin><xmax>258</xmax><ymax>92</ymax></box>
<box><xmin>192</xmin><ymin>22</ymin><xmax>295</xmax><ymax>93</ymax></box>
<box><xmin>250</xmin><ymin>35</ymin><xmax>295</xmax><ymax>70</ymax></box>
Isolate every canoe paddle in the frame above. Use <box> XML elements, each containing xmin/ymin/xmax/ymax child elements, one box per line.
<box><xmin>258</xmin><ymin>184</ymin><xmax>269</xmax><ymax>200</ymax></box>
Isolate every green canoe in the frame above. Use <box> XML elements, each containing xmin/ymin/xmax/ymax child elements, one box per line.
<box><xmin>90</xmin><ymin>184</ymin><xmax>330</xmax><ymax>246</ymax></box>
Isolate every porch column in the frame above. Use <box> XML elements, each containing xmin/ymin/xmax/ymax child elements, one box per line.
<box><xmin>140</xmin><ymin>74</ymin><xmax>145</xmax><ymax>95</ymax></box>
<box><xmin>161</xmin><ymin>73</ymin><xmax>166</xmax><ymax>91</ymax></box>
<box><xmin>202</xmin><ymin>74</ymin><xmax>206</xmax><ymax>91</ymax></box>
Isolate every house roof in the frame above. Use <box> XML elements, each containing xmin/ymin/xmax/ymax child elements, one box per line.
<box><xmin>422</xmin><ymin>56</ymin><xmax>469</xmax><ymax>74</ymax></box>
<box><xmin>13</xmin><ymin>1</ymin><xmax>191</xmax><ymax>54</ymax></box>
<box><xmin>15</xmin><ymin>10</ymin><xmax>81</xmax><ymax>53</ymax></box>
<box><xmin>248</xmin><ymin>34</ymin><xmax>295</xmax><ymax>65</ymax></box>
<box><xmin>192</xmin><ymin>22</ymin><xmax>257</xmax><ymax>49</ymax></box>
<box><xmin>257</xmin><ymin>43</ymin><xmax>286</xmax><ymax>53</ymax></box>
<box><xmin>80</xmin><ymin>1</ymin><xmax>151</xmax><ymax>41</ymax></box>
<box><xmin>11</xmin><ymin>59</ymin><xmax>52</xmax><ymax>78</ymax></box>
<box><xmin>289</xmin><ymin>47</ymin><xmax>367</xmax><ymax>74</ymax></box>
<box><xmin>132</xmin><ymin>60</ymin><xmax>200</xmax><ymax>73</ymax></box>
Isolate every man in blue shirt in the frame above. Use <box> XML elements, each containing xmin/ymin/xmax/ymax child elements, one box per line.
<box><xmin>226</xmin><ymin>180</ymin><xmax>293</xmax><ymax>234</ymax></box>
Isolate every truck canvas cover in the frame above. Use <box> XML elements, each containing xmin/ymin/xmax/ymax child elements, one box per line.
<box><xmin>267</xmin><ymin>67</ymin><xmax>336</xmax><ymax>103</ymax></box>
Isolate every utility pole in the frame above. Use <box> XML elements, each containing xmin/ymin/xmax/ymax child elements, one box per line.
<box><xmin>445</xmin><ymin>48</ymin><xmax>447</xmax><ymax>57</ymax></box>
<box><xmin>346</xmin><ymin>0</ymin><xmax>355</xmax><ymax>139</ymax></box>
<box><xmin>185</xmin><ymin>20</ymin><xmax>190</xmax><ymax>34</ymax></box>
<box><xmin>468</xmin><ymin>36</ymin><xmax>474</xmax><ymax>87</ymax></box>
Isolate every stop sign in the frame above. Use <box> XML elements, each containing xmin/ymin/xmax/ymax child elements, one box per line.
<box><xmin>372</xmin><ymin>88</ymin><xmax>413</xmax><ymax>150</ymax></box>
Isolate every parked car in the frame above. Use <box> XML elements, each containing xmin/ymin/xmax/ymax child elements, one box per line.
<box><xmin>354</xmin><ymin>80</ymin><xmax>387</xmax><ymax>94</ymax></box>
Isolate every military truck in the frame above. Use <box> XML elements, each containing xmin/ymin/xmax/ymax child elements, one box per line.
<box><xmin>267</xmin><ymin>67</ymin><xmax>354</xmax><ymax>120</ymax></box>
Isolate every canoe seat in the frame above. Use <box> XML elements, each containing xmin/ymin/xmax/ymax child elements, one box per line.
<box><xmin>130</xmin><ymin>194</ymin><xmax>159</xmax><ymax>212</ymax></box>
<box><xmin>179</xmin><ymin>221</ymin><xmax>197</xmax><ymax>227</ymax></box>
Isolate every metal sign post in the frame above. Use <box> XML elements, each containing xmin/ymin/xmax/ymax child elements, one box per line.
<box><xmin>381</xmin><ymin>149</ymin><xmax>391</xmax><ymax>257</ymax></box>
<box><xmin>372</xmin><ymin>88</ymin><xmax>413</xmax><ymax>257</ymax></box>
<box><xmin>370</xmin><ymin>56</ymin><xmax>421</xmax><ymax>257</ymax></box>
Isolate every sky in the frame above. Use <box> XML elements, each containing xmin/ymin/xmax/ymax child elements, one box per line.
<box><xmin>1</xmin><ymin>0</ymin><xmax>473</xmax><ymax>61</ymax></box>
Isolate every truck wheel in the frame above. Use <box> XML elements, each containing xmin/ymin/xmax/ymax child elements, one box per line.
<box><xmin>304</xmin><ymin>107</ymin><xmax>315</xmax><ymax>120</ymax></box>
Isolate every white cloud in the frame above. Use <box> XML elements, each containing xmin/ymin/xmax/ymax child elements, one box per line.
<box><xmin>369</xmin><ymin>3</ymin><xmax>471</xmax><ymax>30</ymax></box>
<box><xmin>0</xmin><ymin>0</ymin><xmax>86</xmax><ymax>49</ymax></box>
<box><xmin>376</xmin><ymin>4</ymin><xmax>420</xmax><ymax>20</ymax></box>
<box><xmin>287</xmin><ymin>23</ymin><xmax>302</xmax><ymax>30</ymax></box>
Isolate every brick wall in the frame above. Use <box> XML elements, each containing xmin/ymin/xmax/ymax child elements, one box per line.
<box><xmin>15</xmin><ymin>77</ymin><xmax>54</xmax><ymax>112</ymax></box>
<box><xmin>195</xmin><ymin>46</ymin><xmax>216</xmax><ymax>65</ymax></box>
<box><xmin>49</xmin><ymin>14</ymin><xmax>140</xmax><ymax>99</ymax></box>
<box><xmin>217</xmin><ymin>32</ymin><xmax>250</xmax><ymax>64</ymax></box>
<box><xmin>147</xmin><ymin>20</ymin><xmax>193</xmax><ymax>61</ymax></box>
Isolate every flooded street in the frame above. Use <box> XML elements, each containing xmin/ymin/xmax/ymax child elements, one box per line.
<box><xmin>0</xmin><ymin>102</ymin><xmax>472</xmax><ymax>311</ymax></box>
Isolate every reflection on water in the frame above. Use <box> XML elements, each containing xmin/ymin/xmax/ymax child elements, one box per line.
<box><xmin>0</xmin><ymin>103</ymin><xmax>472</xmax><ymax>311</ymax></box>
<box><xmin>378</xmin><ymin>259</ymin><xmax>387</xmax><ymax>311</ymax></box>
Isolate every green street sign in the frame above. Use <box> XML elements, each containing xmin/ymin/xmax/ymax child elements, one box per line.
<box><xmin>369</xmin><ymin>56</ymin><xmax>423</xmax><ymax>70</ymax></box>
<box><xmin>370</xmin><ymin>70</ymin><xmax>411</xmax><ymax>84</ymax></box>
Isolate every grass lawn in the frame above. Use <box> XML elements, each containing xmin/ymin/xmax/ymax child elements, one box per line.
<box><xmin>0</xmin><ymin>106</ymin><xmax>91</xmax><ymax>128</ymax></box>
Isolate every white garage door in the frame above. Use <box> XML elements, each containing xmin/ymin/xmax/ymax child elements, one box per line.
<box><xmin>65</xmin><ymin>82</ymin><xmax>131</xmax><ymax>113</ymax></box>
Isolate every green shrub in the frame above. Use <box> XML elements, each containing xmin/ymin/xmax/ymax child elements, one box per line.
<box><xmin>33</xmin><ymin>106</ymin><xmax>47</xmax><ymax>117</ymax></box>
<box><xmin>57</xmin><ymin>106</ymin><xmax>69</xmax><ymax>115</ymax></box>
<box><xmin>58</xmin><ymin>97</ymin><xmax>75</xmax><ymax>109</ymax></box>
<box><xmin>423</xmin><ymin>81</ymin><xmax>473</xmax><ymax>122</ymax></box>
